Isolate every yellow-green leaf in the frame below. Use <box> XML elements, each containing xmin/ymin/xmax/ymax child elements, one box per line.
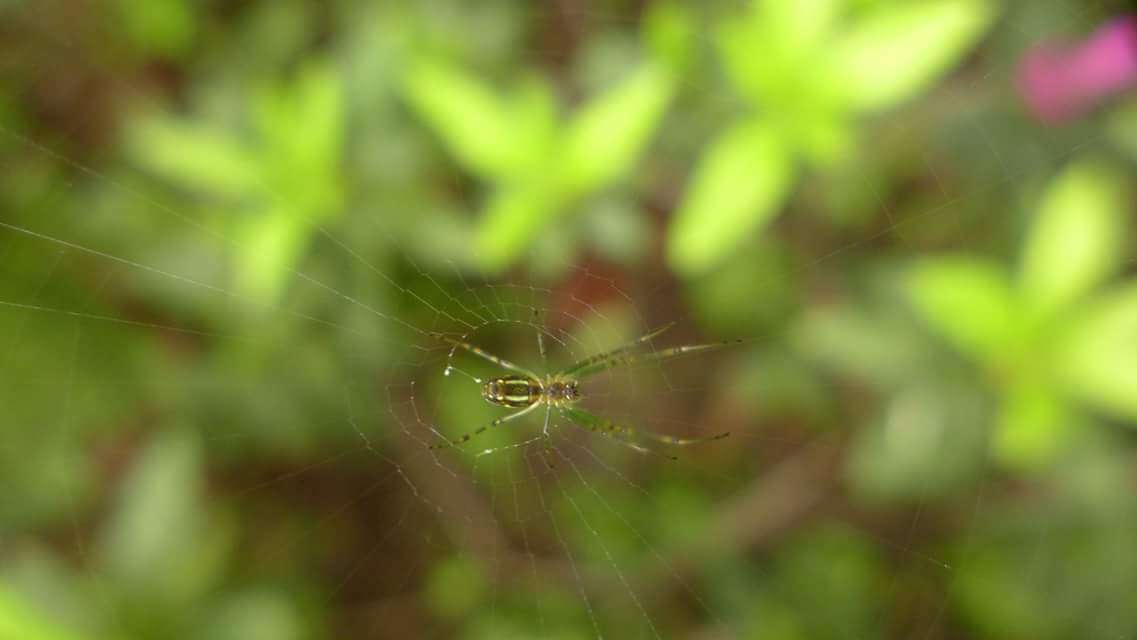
<box><xmin>764</xmin><ymin>0</ymin><xmax>842</xmax><ymax>54</ymax></box>
<box><xmin>667</xmin><ymin>120</ymin><xmax>794</xmax><ymax>276</ymax></box>
<box><xmin>561</xmin><ymin>64</ymin><xmax>675</xmax><ymax>194</ymax></box>
<box><xmin>832</xmin><ymin>0</ymin><xmax>995</xmax><ymax>111</ymax></box>
<box><xmin>1058</xmin><ymin>285</ymin><xmax>1137</xmax><ymax>421</ymax></box>
<box><xmin>474</xmin><ymin>182</ymin><xmax>559</xmax><ymax>273</ymax></box>
<box><xmin>993</xmin><ymin>382</ymin><xmax>1073</xmax><ymax>470</ymax></box>
<box><xmin>643</xmin><ymin>1</ymin><xmax>696</xmax><ymax>73</ymax></box>
<box><xmin>128</xmin><ymin>118</ymin><xmax>261</xmax><ymax>200</ymax></box>
<box><xmin>402</xmin><ymin>58</ymin><xmax>536</xmax><ymax>180</ymax></box>
<box><xmin>907</xmin><ymin>257</ymin><xmax>1018</xmax><ymax>362</ymax></box>
<box><xmin>0</xmin><ymin>586</ymin><xmax>84</xmax><ymax>640</ymax></box>
<box><xmin>233</xmin><ymin>209</ymin><xmax>310</xmax><ymax>305</ymax></box>
<box><xmin>1020</xmin><ymin>161</ymin><xmax>1126</xmax><ymax>318</ymax></box>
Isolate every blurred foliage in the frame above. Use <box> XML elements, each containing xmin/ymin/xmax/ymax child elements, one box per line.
<box><xmin>908</xmin><ymin>161</ymin><xmax>1133</xmax><ymax>468</ymax></box>
<box><xmin>128</xmin><ymin>61</ymin><xmax>344</xmax><ymax>304</ymax></box>
<box><xmin>401</xmin><ymin>3</ymin><xmax>678</xmax><ymax>272</ymax></box>
<box><xmin>667</xmin><ymin>0</ymin><xmax>996</xmax><ymax>275</ymax></box>
<box><xmin>1</xmin><ymin>0</ymin><xmax>1136</xmax><ymax>639</ymax></box>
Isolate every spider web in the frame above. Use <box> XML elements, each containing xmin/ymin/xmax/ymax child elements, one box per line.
<box><xmin>0</xmin><ymin>1</ymin><xmax>1123</xmax><ymax>638</ymax></box>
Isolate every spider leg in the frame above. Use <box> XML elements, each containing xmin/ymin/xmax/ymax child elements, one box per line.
<box><xmin>429</xmin><ymin>401</ymin><xmax>542</xmax><ymax>450</ymax></box>
<box><xmin>540</xmin><ymin>403</ymin><xmax>557</xmax><ymax>469</ymax></box>
<box><xmin>431</xmin><ymin>332</ymin><xmax>541</xmax><ymax>379</ymax></box>
<box><xmin>532</xmin><ymin>307</ymin><xmax>548</xmax><ymax>373</ymax></box>
<box><xmin>555</xmin><ymin>322</ymin><xmax>677</xmax><ymax>378</ymax></box>
<box><xmin>561</xmin><ymin>406</ymin><xmax>729</xmax><ymax>451</ymax></box>
<box><xmin>558</xmin><ymin>407</ymin><xmax>678</xmax><ymax>460</ymax></box>
<box><xmin>568</xmin><ymin>338</ymin><xmax>742</xmax><ymax>380</ymax></box>
<box><xmin>559</xmin><ymin>407</ymin><xmax>729</xmax><ymax>463</ymax></box>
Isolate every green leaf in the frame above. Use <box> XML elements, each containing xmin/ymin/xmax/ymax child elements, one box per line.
<box><xmin>831</xmin><ymin>0</ymin><xmax>995</xmax><ymax>111</ymax></box>
<box><xmin>714</xmin><ymin>14</ymin><xmax>774</xmax><ymax>106</ymax></box>
<box><xmin>473</xmin><ymin>182</ymin><xmax>559</xmax><ymax>272</ymax></box>
<box><xmin>98</xmin><ymin>429</ymin><xmax>217</xmax><ymax>604</ymax></box>
<box><xmin>1020</xmin><ymin>162</ymin><xmax>1126</xmax><ymax>318</ymax></box>
<box><xmin>128</xmin><ymin>118</ymin><xmax>261</xmax><ymax>200</ymax></box>
<box><xmin>906</xmin><ymin>257</ymin><xmax>1018</xmax><ymax>362</ymax></box>
<box><xmin>117</xmin><ymin>0</ymin><xmax>195</xmax><ymax>58</ymax></box>
<box><xmin>643</xmin><ymin>1</ymin><xmax>696</xmax><ymax>73</ymax></box>
<box><xmin>506</xmin><ymin>76</ymin><xmax>560</xmax><ymax>177</ymax></box>
<box><xmin>402</xmin><ymin>58</ymin><xmax>538</xmax><ymax>179</ymax></box>
<box><xmin>426</xmin><ymin>556</ymin><xmax>489</xmax><ymax>619</ymax></box>
<box><xmin>288</xmin><ymin>62</ymin><xmax>344</xmax><ymax>179</ymax></box>
<box><xmin>993</xmin><ymin>382</ymin><xmax>1074</xmax><ymax>470</ymax></box>
<box><xmin>0</xmin><ymin>585</ymin><xmax>84</xmax><ymax>640</ymax></box>
<box><xmin>764</xmin><ymin>0</ymin><xmax>842</xmax><ymax>54</ymax></box>
<box><xmin>199</xmin><ymin>590</ymin><xmax>307</xmax><ymax>640</ymax></box>
<box><xmin>667</xmin><ymin>120</ymin><xmax>794</xmax><ymax>276</ymax></box>
<box><xmin>232</xmin><ymin>209</ymin><xmax>311</xmax><ymax>305</ymax></box>
<box><xmin>1058</xmin><ymin>285</ymin><xmax>1137</xmax><ymax>421</ymax></box>
<box><xmin>561</xmin><ymin>64</ymin><xmax>675</xmax><ymax>193</ymax></box>
<box><xmin>257</xmin><ymin>62</ymin><xmax>345</xmax><ymax>218</ymax></box>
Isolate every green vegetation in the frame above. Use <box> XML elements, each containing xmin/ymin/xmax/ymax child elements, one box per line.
<box><xmin>1</xmin><ymin>1</ymin><xmax>1134</xmax><ymax>638</ymax></box>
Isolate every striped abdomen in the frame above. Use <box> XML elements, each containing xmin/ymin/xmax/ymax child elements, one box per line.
<box><xmin>482</xmin><ymin>376</ymin><xmax>542</xmax><ymax>408</ymax></box>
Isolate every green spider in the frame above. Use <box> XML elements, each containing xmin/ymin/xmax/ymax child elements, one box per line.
<box><xmin>428</xmin><ymin>322</ymin><xmax>734</xmax><ymax>459</ymax></box>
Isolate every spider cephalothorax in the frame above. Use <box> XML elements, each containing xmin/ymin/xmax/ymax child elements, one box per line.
<box><xmin>543</xmin><ymin>379</ymin><xmax>580</xmax><ymax>405</ymax></box>
<box><xmin>432</xmin><ymin>322</ymin><xmax>734</xmax><ymax>457</ymax></box>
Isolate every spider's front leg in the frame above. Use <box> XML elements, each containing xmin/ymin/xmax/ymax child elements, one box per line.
<box><xmin>431</xmin><ymin>332</ymin><xmax>541</xmax><ymax>380</ymax></box>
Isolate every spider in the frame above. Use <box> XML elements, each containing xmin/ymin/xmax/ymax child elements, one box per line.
<box><xmin>428</xmin><ymin>322</ymin><xmax>735</xmax><ymax>459</ymax></box>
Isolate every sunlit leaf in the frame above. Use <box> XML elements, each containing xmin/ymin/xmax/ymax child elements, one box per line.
<box><xmin>561</xmin><ymin>64</ymin><xmax>675</xmax><ymax>193</ymax></box>
<box><xmin>832</xmin><ymin>0</ymin><xmax>996</xmax><ymax>111</ymax></box>
<box><xmin>233</xmin><ymin>209</ymin><xmax>310</xmax><ymax>304</ymax></box>
<box><xmin>506</xmin><ymin>77</ymin><xmax>559</xmax><ymax>178</ymax></box>
<box><xmin>791</xmin><ymin>106</ymin><xmax>852</xmax><ymax>166</ymax></box>
<box><xmin>993</xmin><ymin>381</ymin><xmax>1074</xmax><ymax>469</ymax></box>
<box><xmin>256</xmin><ymin>62</ymin><xmax>345</xmax><ymax>218</ymax></box>
<box><xmin>401</xmin><ymin>58</ymin><xmax>537</xmax><ymax>179</ymax></box>
<box><xmin>764</xmin><ymin>0</ymin><xmax>842</xmax><ymax>54</ymax></box>
<box><xmin>1020</xmin><ymin>161</ymin><xmax>1126</xmax><ymax>318</ymax></box>
<box><xmin>289</xmin><ymin>62</ymin><xmax>345</xmax><ymax>181</ymax></box>
<box><xmin>128</xmin><ymin>118</ymin><xmax>261</xmax><ymax>200</ymax></box>
<box><xmin>667</xmin><ymin>120</ymin><xmax>793</xmax><ymax>276</ymax></box>
<box><xmin>474</xmin><ymin>182</ymin><xmax>559</xmax><ymax>272</ymax></box>
<box><xmin>714</xmin><ymin>14</ymin><xmax>774</xmax><ymax>106</ymax></box>
<box><xmin>1058</xmin><ymin>285</ymin><xmax>1137</xmax><ymax>421</ymax></box>
<box><xmin>0</xmin><ymin>585</ymin><xmax>83</xmax><ymax>640</ymax></box>
<box><xmin>906</xmin><ymin>257</ymin><xmax>1018</xmax><ymax>361</ymax></box>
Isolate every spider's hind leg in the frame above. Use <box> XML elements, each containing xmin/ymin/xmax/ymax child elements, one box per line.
<box><xmin>429</xmin><ymin>401</ymin><xmax>542</xmax><ymax>451</ymax></box>
<box><xmin>560</xmin><ymin>406</ymin><xmax>729</xmax><ymax>461</ymax></box>
<box><xmin>560</xmin><ymin>407</ymin><xmax>676</xmax><ymax>461</ymax></box>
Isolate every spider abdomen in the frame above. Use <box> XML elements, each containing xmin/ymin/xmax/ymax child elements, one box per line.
<box><xmin>482</xmin><ymin>376</ymin><xmax>542</xmax><ymax>408</ymax></box>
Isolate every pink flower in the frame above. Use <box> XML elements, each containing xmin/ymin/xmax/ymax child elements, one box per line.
<box><xmin>1018</xmin><ymin>16</ymin><xmax>1137</xmax><ymax>124</ymax></box>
